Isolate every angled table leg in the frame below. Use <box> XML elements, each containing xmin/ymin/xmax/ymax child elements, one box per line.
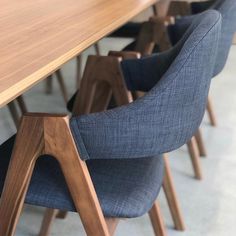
<box><xmin>195</xmin><ymin>128</ymin><xmax>207</xmax><ymax>157</ymax></box>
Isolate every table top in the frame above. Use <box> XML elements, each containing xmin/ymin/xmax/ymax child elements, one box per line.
<box><xmin>0</xmin><ymin>0</ymin><xmax>156</xmax><ymax>107</ymax></box>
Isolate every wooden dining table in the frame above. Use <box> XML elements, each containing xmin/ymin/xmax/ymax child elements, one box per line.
<box><xmin>0</xmin><ymin>0</ymin><xmax>157</xmax><ymax>108</ymax></box>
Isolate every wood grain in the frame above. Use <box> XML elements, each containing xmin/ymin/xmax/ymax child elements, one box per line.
<box><xmin>0</xmin><ymin>0</ymin><xmax>156</xmax><ymax>107</ymax></box>
<box><xmin>0</xmin><ymin>114</ymin><xmax>111</xmax><ymax>236</ymax></box>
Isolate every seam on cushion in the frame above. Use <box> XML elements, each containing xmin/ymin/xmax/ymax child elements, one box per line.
<box><xmin>69</xmin><ymin>118</ymin><xmax>90</xmax><ymax>160</ymax></box>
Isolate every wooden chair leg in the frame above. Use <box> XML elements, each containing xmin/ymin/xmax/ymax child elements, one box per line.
<box><xmin>45</xmin><ymin>75</ymin><xmax>53</xmax><ymax>94</ymax></box>
<box><xmin>206</xmin><ymin>97</ymin><xmax>217</xmax><ymax>126</ymax></box>
<box><xmin>55</xmin><ymin>70</ymin><xmax>68</xmax><ymax>103</ymax></box>
<box><xmin>0</xmin><ymin>115</ymin><xmax>44</xmax><ymax>236</ymax></box>
<box><xmin>56</xmin><ymin>210</ymin><xmax>68</xmax><ymax>219</ymax></box>
<box><xmin>149</xmin><ymin>201</ymin><xmax>167</xmax><ymax>236</ymax></box>
<box><xmin>187</xmin><ymin>137</ymin><xmax>202</xmax><ymax>180</ymax></box>
<box><xmin>7</xmin><ymin>100</ymin><xmax>20</xmax><ymax>128</ymax></box>
<box><xmin>38</xmin><ymin>209</ymin><xmax>67</xmax><ymax>236</ymax></box>
<box><xmin>94</xmin><ymin>43</ymin><xmax>100</xmax><ymax>56</ymax></box>
<box><xmin>194</xmin><ymin>128</ymin><xmax>207</xmax><ymax>157</ymax></box>
<box><xmin>105</xmin><ymin>218</ymin><xmax>119</xmax><ymax>236</ymax></box>
<box><xmin>76</xmin><ymin>55</ymin><xmax>82</xmax><ymax>89</ymax></box>
<box><xmin>38</xmin><ymin>209</ymin><xmax>59</xmax><ymax>236</ymax></box>
<box><xmin>0</xmin><ymin>114</ymin><xmax>111</xmax><ymax>236</ymax></box>
<box><xmin>162</xmin><ymin>154</ymin><xmax>185</xmax><ymax>231</ymax></box>
<box><xmin>16</xmin><ymin>95</ymin><xmax>28</xmax><ymax>114</ymax></box>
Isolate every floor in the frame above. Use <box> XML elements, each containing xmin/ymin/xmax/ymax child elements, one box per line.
<box><xmin>1</xmin><ymin>36</ymin><xmax>236</xmax><ymax>235</ymax></box>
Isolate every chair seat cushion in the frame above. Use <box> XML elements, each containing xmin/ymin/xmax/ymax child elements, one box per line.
<box><xmin>0</xmin><ymin>136</ymin><xmax>164</xmax><ymax>218</ymax></box>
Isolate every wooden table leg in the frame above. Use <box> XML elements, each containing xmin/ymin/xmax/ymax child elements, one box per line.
<box><xmin>39</xmin><ymin>209</ymin><xmax>59</xmax><ymax>236</ymax></box>
<box><xmin>194</xmin><ymin>128</ymin><xmax>207</xmax><ymax>157</ymax></box>
<box><xmin>55</xmin><ymin>70</ymin><xmax>68</xmax><ymax>103</ymax></box>
<box><xmin>45</xmin><ymin>75</ymin><xmax>53</xmax><ymax>94</ymax></box>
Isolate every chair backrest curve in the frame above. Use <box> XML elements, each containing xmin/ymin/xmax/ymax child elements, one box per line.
<box><xmin>70</xmin><ymin>10</ymin><xmax>221</xmax><ymax>161</ymax></box>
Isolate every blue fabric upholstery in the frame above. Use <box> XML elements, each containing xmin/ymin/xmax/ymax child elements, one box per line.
<box><xmin>70</xmin><ymin>10</ymin><xmax>221</xmax><ymax>161</ymax></box>
<box><xmin>0</xmin><ymin>136</ymin><xmax>164</xmax><ymax>218</ymax></box>
<box><xmin>168</xmin><ymin>0</ymin><xmax>236</xmax><ymax>76</ymax></box>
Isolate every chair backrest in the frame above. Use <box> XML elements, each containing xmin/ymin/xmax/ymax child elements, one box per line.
<box><xmin>70</xmin><ymin>10</ymin><xmax>221</xmax><ymax>161</ymax></box>
<box><xmin>169</xmin><ymin>0</ymin><xmax>236</xmax><ymax>76</ymax></box>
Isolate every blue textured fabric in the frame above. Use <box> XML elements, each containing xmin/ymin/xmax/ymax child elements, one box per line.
<box><xmin>168</xmin><ymin>0</ymin><xmax>236</xmax><ymax>76</ymax></box>
<box><xmin>0</xmin><ymin>136</ymin><xmax>164</xmax><ymax>218</ymax></box>
<box><xmin>70</xmin><ymin>10</ymin><xmax>221</xmax><ymax>161</ymax></box>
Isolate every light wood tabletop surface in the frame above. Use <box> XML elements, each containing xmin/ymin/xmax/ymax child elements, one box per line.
<box><xmin>0</xmin><ymin>0</ymin><xmax>156</xmax><ymax>107</ymax></box>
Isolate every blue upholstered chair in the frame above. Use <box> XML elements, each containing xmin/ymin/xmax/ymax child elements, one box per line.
<box><xmin>0</xmin><ymin>10</ymin><xmax>221</xmax><ymax>236</ymax></box>
<box><xmin>168</xmin><ymin>0</ymin><xmax>236</xmax><ymax>77</ymax></box>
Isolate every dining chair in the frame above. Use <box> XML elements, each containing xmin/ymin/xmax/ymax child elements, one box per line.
<box><xmin>108</xmin><ymin>0</ymin><xmax>236</xmax><ymax>157</ymax></box>
<box><xmin>0</xmin><ymin>9</ymin><xmax>221</xmax><ymax>236</ymax></box>
<box><xmin>168</xmin><ymin>0</ymin><xmax>236</xmax><ymax>123</ymax></box>
<box><xmin>68</xmin><ymin>15</ymin><xmax>204</xmax><ymax>179</ymax></box>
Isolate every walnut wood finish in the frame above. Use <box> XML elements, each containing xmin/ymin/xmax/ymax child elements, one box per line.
<box><xmin>195</xmin><ymin>129</ymin><xmax>207</xmax><ymax>157</ymax></box>
<box><xmin>55</xmin><ymin>70</ymin><xmax>68</xmax><ymax>103</ymax></box>
<box><xmin>7</xmin><ymin>101</ymin><xmax>20</xmax><ymax>128</ymax></box>
<box><xmin>7</xmin><ymin>95</ymin><xmax>28</xmax><ymax>129</ymax></box>
<box><xmin>0</xmin><ymin>113</ymin><xmax>111</xmax><ymax>236</ymax></box>
<box><xmin>162</xmin><ymin>154</ymin><xmax>185</xmax><ymax>231</ymax></box>
<box><xmin>76</xmin><ymin>56</ymin><xmax>83</xmax><ymax>89</ymax></box>
<box><xmin>187</xmin><ymin>137</ymin><xmax>202</xmax><ymax>180</ymax></box>
<box><xmin>72</xmin><ymin>55</ymin><xmax>133</xmax><ymax>116</ymax></box>
<box><xmin>167</xmin><ymin>1</ymin><xmax>191</xmax><ymax>16</ymax></box>
<box><xmin>0</xmin><ymin>0</ymin><xmax>156</xmax><ymax>108</ymax></box>
<box><xmin>206</xmin><ymin>97</ymin><xmax>217</xmax><ymax>127</ymax></box>
<box><xmin>45</xmin><ymin>70</ymin><xmax>68</xmax><ymax>103</ymax></box>
<box><xmin>153</xmin><ymin>0</ymin><xmax>171</xmax><ymax>17</ymax></box>
<box><xmin>45</xmin><ymin>76</ymin><xmax>53</xmax><ymax>94</ymax></box>
<box><xmin>39</xmin><ymin>209</ymin><xmax>59</xmax><ymax>236</ymax></box>
<box><xmin>149</xmin><ymin>202</ymin><xmax>167</xmax><ymax>236</ymax></box>
<box><xmin>16</xmin><ymin>96</ymin><xmax>28</xmax><ymax>115</ymax></box>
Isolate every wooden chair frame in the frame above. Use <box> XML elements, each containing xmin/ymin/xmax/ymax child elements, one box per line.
<box><xmin>7</xmin><ymin>95</ymin><xmax>28</xmax><ymax>128</ymax></box>
<box><xmin>0</xmin><ymin>54</ymin><xmax>167</xmax><ymax>236</ymax></box>
<box><xmin>41</xmin><ymin>53</ymin><xmax>186</xmax><ymax>235</ymax></box>
<box><xmin>45</xmin><ymin>71</ymin><xmax>69</xmax><ymax>104</ymax></box>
